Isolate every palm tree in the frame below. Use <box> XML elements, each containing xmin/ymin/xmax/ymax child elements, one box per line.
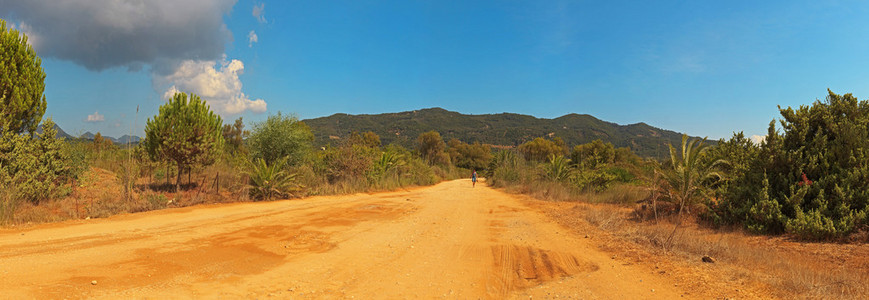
<box><xmin>660</xmin><ymin>134</ymin><xmax>727</xmax><ymax>247</ymax></box>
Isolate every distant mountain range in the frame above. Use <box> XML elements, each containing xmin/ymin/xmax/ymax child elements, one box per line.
<box><xmin>78</xmin><ymin>132</ymin><xmax>141</xmax><ymax>144</ymax></box>
<box><xmin>303</xmin><ymin>107</ymin><xmax>696</xmax><ymax>159</ymax></box>
<box><xmin>37</xmin><ymin>125</ymin><xmax>142</xmax><ymax>145</ymax></box>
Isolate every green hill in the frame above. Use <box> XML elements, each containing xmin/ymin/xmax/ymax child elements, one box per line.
<box><xmin>303</xmin><ymin>107</ymin><xmax>695</xmax><ymax>159</ymax></box>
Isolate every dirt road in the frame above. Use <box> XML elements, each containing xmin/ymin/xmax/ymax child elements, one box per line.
<box><xmin>0</xmin><ymin>180</ymin><xmax>698</xmax><ymax>299</ymax></box>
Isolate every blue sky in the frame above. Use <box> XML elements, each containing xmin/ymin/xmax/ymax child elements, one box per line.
<box><xmin>4</xmin><ymin>1</ymin><xmax>869</xmax><ymax>141</ymax></box>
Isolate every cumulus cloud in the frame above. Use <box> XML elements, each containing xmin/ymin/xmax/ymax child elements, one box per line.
<box><xmin>0</xmin><ymin>0</ymin><xmax>235</xmax><ymax>71</ymax></box>
<box><xmin>86</xmin><ymin>111</ymin><xmax>105</xmax><ymax>122</ymax></box>
<box><xmin>750</xmin><ymin>135</ymin><xmax>766</xmax><ymax>144</ymax></box>
<box><xmin>248</xmin><ymin>30</ymin><xmax>258</xmax><ymax>47</ymax></box>
<box><xmin>155</xmin><ymin>58</ymin><xmax>267</xmax><ymax>115</ymax></box>
<box><xmin>252</xmin><ymin>2</ymin><xmax>266</xmax><ymax>23</ymax></box>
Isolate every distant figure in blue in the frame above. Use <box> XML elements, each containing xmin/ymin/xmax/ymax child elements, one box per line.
<box><xmin>472</xmin><ymin>170</ymin><xmax>477</xmax><ymax>187</ymax></box>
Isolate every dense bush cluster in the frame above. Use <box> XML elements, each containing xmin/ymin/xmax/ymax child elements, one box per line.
<box><xmin>487</xmin><ymin>138</ymin><xmax>649</xmax><ymax>199</ymax></box>
<box><xmin>244</xmin><ymin>120</ymin><xmax>457</xmax><ymax>200</ymax></box>
<box><xmin>518</xmin><ymin>137</ymin><xmax>567</xmax><ymax>162</ymax></box>
<box><xmin>709</xmin><ymin>90</ymin><xmax>869</xmax><ymax>239</ymax></box>
<box><xmin>447</xmin><ymin>139</ymin><xmax>492</xmax><ymax>171</ymax></box>
<box><xmin>0</xmin><ymin>119</ymin><xmax>85</xmax><ymax>203</ymax></box>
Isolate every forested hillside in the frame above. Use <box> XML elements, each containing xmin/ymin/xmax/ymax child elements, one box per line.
<box><xmin>304</xmin><ymin>108</ymin><xmax>692</xmax><ymax>159</ymax></box>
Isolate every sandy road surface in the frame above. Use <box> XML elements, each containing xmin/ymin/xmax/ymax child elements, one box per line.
<box><xmin>0</xmin><ymin>180</ymin><xmax>698</xmax><ymax>299</ymax></box>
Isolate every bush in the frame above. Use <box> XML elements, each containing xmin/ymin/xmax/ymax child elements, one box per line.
<box><xmin>604</xmin><ymin>166</ymin><xmax>635</xmax><ymax>183</ymax></box>
<box><xmin>324</xmin><ymin>143</ymin><xmax>376</xmax><ymax>182</ymax></box>
<box><xmin>145</xmin><ymin>193</ymin><xmax>169</xmax><ymax>210</ymax></box>
<box><xmin>404</xmin><ymin>157</ymin><xmax>439</xmax><ymax>186</ymax></box>
<box><xmin>246</xmin><ymin>157</ymin><xmax>300</xmax><ymax>201</ymax></box>
<box><xmin>0</xmin><ymin>119</ymin><xmax>81</xmax><ymax>203</ymax></box>
<box><xmin>447</xmin><ymin>139</ymin><xmax>492</xmax><ymax>170</ymax></box>
<box><xmin>417</xmin><ymin>131</ymin><xmax>449</xmax><ymax>165</ymax></box>
<box><xmin>541</xmin><ymin>155</ymin><xmax>573</xmax><ymax>182</ymax></box>
<box><xmin>248</xmin><ymin>112</ymin><xmax>313</xmax><ymax>166</ymax></box>
<box><xmin>519</xmin><ymin>137</ymin><xmax>566</xmax><ymax>162</ymax></box>
<box><xmin>573</xmin><ymin>169</ymin><xmax>617</xmax><ymax>193</ymax></box>
<box><xmin>711</xmin><ymin>91</ymin><xmax>869</xmax><ymax>239</ymax></box>
<box><xmin>486</xmin><ymin>150</ymin><xmax>522</xmax><ymax>186</ymax></box>
<box><xmin>570</xmin><ymin>139</ymin><xmax>614</xmax><ymax>169</ymax></box>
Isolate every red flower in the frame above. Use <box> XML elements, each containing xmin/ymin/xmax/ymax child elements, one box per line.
<box><xmin>798</xmin><ymin>173</ymin><xmax>812</xmax><ymax>186</ymax></box>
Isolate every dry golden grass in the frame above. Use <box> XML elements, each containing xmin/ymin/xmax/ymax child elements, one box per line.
<box><xmin>499</xmin><ymin>178</ymin><xmax>869</xmax><ymax>299</ymax></box>
<box><xmin>572</xmin><ymin>203</ymin><xmax>869</xmax><ymax>299</ymax></box>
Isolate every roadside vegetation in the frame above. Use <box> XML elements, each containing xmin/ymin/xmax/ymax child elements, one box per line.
<box><xmin>0</xmin><ymin>19</ymin><xmax>464</xmax><ymax>225</ymax></box>
<box><xmin>483</xmin><ymin>90</ymin><xmax>869</xmax><ymax>298</ymax></box>
<box><xmin>484</xmin><ymin>90</ymin><xmax>869</xmax><ymax>243</ymax></box>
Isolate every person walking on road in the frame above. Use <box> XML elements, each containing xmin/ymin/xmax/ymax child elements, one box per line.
<box><xmin>472</xmin><ymin>170</ymin><xmax>477</xmax><ymax>187</ymax></box>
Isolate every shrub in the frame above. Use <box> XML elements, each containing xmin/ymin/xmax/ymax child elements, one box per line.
<box><xmin>417</xmin><ymin>131</ymin><xmax>449</xmax><ymax>165</ymax></box>
<box><xmin>573</xmin><ymin>169</ymin><xmax>617</xmax><ymax>192</ymax></box>
<box><xmin>0</xmin><ymin>119</ymin><xmax>81</xmax><ymax>203</ymax></box>
<box><xmin>404</xmin><ymin>157</ymin><xmax>438</xmax><ymax>186</ymax></box>
<box><xmin>247</xmin><ymin>157</ymin><xmax>300</xmax><ymax>201</ymax></box>
<box><xmin>247</xmin><ymin>112</ymin><xmax>313</xmax><ymax>166</ymax></box>
<box><xmin>324</xmin><ymin>143</ymin><xmax>376</xmax><ymax>182</ymax></box>
<box><xmin>145</xmin><ymin>193</ymin><xmax>169</xmax><ymax>210</ymax></box>
<box><xmin>519</xmin><ymin>137</ymin><xmax>566</xmax><ymax>162</ymax></box>
<box><xmin>447</xmin><ymin>139</ymin><xmax>492</xmax><ymax>170</ymax></box>
<box><xmin>371</xmin><ymin>150</ymin><xmax>405</xmax><ymax>179</ymax></box>
<box><xmin>743</xmin><ymin>176</ymin><xmax>788</xmax><ymax>233</ymax></box>
<box><xmin>570</xmin><ymin>139</ymin><xmax>615</xmax><ymax>169</ymax></box>
<box><xmin>541</xmin><ymin>155</ymin><xmax>573</xmax><ymax>182</ymax></box>
<box><xmin>486</xmin><ymin>150</ymin><xmax>522</xmax><ymax>186</ymax></box>
<box><xmin>711</xmin><ymin>91</ymin><xmax>869</xmax><ymax>239</ymax></box>
<box><xmin>604</xmin><ymin>166</ymin><xmax>635</xmax><ymax>183</ymax></box>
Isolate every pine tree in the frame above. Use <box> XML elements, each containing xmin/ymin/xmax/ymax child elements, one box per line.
<box><xmin>144</xmin><ymin>92</ymin><xmax>223</xmax><ymax>192</ymax></box>
<box><xmin>0</xmin><ymin>19</ymin><xmax>47</xmax><ymax>134</ymax></box>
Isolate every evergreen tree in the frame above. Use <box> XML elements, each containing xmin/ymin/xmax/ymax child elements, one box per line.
<box><xmin>144</xmin><ymin>92</ymin><xmax>223</xmax><ymax>192</ymax></box>
<box><xmin>0</xmin><ymin>19</ymin><xmax>47</xmax><ymax>134</ymax></box>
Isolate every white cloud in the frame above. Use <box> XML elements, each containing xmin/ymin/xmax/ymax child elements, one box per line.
<box><xmin>750</xmin><ymin>134</ymin><xmax>766</xmax><ymax>144</ymax></box>
<box><xmin>248</xmin><ymin>30</ymin><xmax>258</xmax><ymax>47</ymax></box>
<box><xmin>86</xmin><ymin>111</ymin><xmax>105</xmax><ymax>122</ymax></box>
<box><xmin>155</xmin><ymin>57</ymin><xmax>267</xmax><ymax>115</ymax></box>
<box><xmin>252</xmin><ymin>3</ymin><xmax>266</xmax><ymax>23</ymax></box>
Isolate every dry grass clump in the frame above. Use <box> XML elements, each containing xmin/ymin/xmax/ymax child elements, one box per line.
<box><xmin>582</xmin><ymin>183</ymin><xmax>647</xmax><ymax>205</ymax></box>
